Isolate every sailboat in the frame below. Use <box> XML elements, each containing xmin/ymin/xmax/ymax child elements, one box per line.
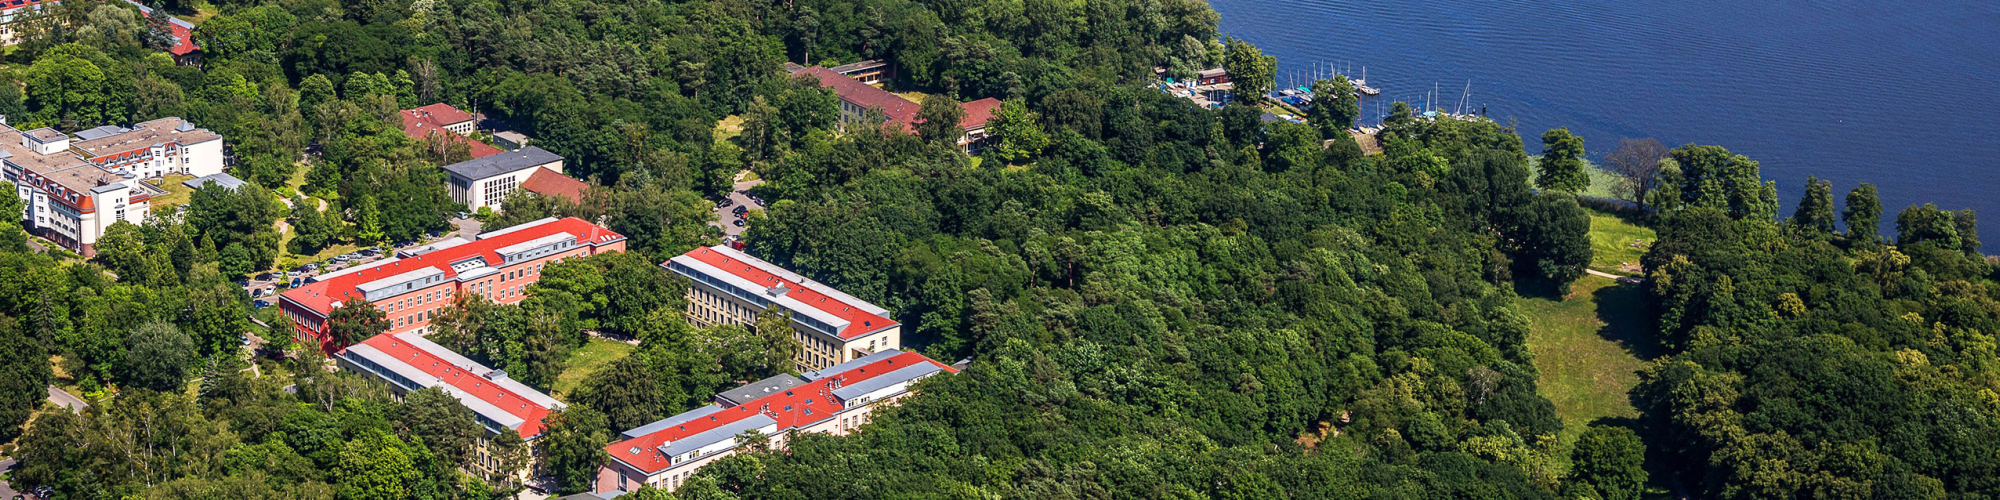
<box><xmin>1353</xmin><ymin>66</ymin><xmax>1381</xmax><ymax>96</ymax></box>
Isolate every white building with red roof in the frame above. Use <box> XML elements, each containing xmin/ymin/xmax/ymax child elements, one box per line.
<box><xmin>665</xmin><ymin>245</ymin><xmax>901</xmax><ymax>372</ymax></box>
<box><xmin>787</xmin><ymin>65</ymin><xmax>1003</xmax><ymax>152</ymax></box>
<box><xmin>593</xmin><ymin>350</ymin><xmax>956</xmax><ymax>495</ymax></box>
<box><xmin>335</xmin><ymin>330</ymin><xmax>564</xmax><ymax>476</ymax></box>
<box><xmin>278</xmin><ymin>216</ymin><xmax>626</xmax><ymax>353</ymax></box>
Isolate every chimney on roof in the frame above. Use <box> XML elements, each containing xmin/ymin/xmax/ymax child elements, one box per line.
<box><xmin>769</xmin><ymin>284</ymin><xmax>789</xmax><ymax>297</ymax></box>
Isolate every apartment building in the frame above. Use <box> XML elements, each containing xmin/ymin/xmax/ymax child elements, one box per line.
<box><xmin>593</xmin><ymin>350</ymin><xmax>956</xmax><ymax>495</ymax></box>
<box><xmin>443</xmin><ymin>146</ymin><xmax>589</xmax><ymax>211</ymax></box>
<box><xmin>0</xmin><ymin>120</ymin><xmax>226</xmax><ymax>256</ymax></box>
<box><xmin>0</xmin><ymin>0</ymin><xmax>53</xmax><ymax>46</ymax></box>
<box><xmin>335</xmin><ymin>330</ymin><xmax>562</xmax><ymax>484</ymax></box>
<box><xmin>278</xmin><ymin>217</ymin><xmax>626</xmax><ymax>353</ymax></box>
<box><xmin>664</xmin><ymin>245</ymin><xmax>901</xmax><ymax>372</ymax></box>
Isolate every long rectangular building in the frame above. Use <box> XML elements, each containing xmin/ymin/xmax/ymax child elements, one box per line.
<box><xmin>664</xmin><ymin>245</ymin><xmax>901</xmax><ymax>372</ymax></box>
<box><xmin>278</xmin><ymin>217</ymin><xmax>626</xmax><ymax>353</ymax></box>
<box><xmin>335</xmin><ymin>329</ymin><xmax>562</xmax><ymax>482</ymax></box>
<box><xmin>593</xmin><ymin>350</ymin><xmax>955</xmax><ymax>495</ymax></box>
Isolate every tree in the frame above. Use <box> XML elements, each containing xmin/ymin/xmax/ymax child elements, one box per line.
<box><xmin>754</xmin><ymin>307</ymin><xmax>803</xmax><ymax>374</ymax></box>
<box><xmin>1508</xmin><ymin>193</ymin><xmax>1593</xmax><ymax>294</ymax></box>
<box><xmin>0</xmin><ymin>316</ymin><xmax>50</xmax><ymax>443</ymax></box>
<box><xmin>1604</xmin><ymin>138</ymin><xmax>1669</xmax><ymax>210</ymax></box>
<box><xmin>299</xmin><ymin>74</ymin><xmax>337</xmax><ymax>119</ymax></box>
<box><xmin>122</xmin><ymin>320</ymin><xmax>196</xmax><ymax>391</ymax></box>
<box><xmin>572</xmin><ymin>353</ymin><xmax>665</xmax><ymax>431</ymax></box>
<box><xmin>143</xmin><ymin>4</ymin><xmax>175</xmax><ymax>51</ymax></box>
<box><xmin>1790</xmin><ymin>176</ymin><xmax>1836</xmax><ymax>236</ymax></box>
<box><xmin>1895</xmin><ymin>203</ymin><xmax>1962</xmax><ymax>251</ymax></box>
<box><xmin>1570</xmin><ymin>425</ymin><xmax>1647</xmax><ymax>500</ymax></box>
<box><xmin>328</xmin><ymin>299</ymin><xmax>389</xmax><ymax>349</ymax></box>
<box><xmin>488</xmin><ymin>429</ymin><xmax>531</xmax><ymax>490</ymax></box>
<box><xmin>916</xmin><ymin>93</ymin><xmax>967</xmax><ymax>147</ymax></box>
<box><xmin>1222</xmin><ymin>38</ymin><xmax>1275</xmax><ymax>102</ymax></box>
<box><xmin>1536</xmin><ymin>128</ymin><xmax>1588</xmax><ymax>193</ymax></box>
<box><xmin>353</xmin><ymin>195</ymin><xmax>386</xmax><ymax>244</ymax></box>
<box><xmin>1307</xmin><ymin>76</ymin><xmax>1359</xmax><ymax>138</ymax></box>
<box><xmin>24</xmin><ymin>43</ymin><xmax>114</xmax><ymax>128</ymax></box>
<box><xmin>94</xmin><ymin>221</ymin><xmax>150</xmax><ymax>280</ymax></box>
<box><xmin>1665</xmin><ymin>144</ymin><xmax>1778</xmax><ymax>221</ymax></box>
<box><xmin>985</xmin><ymin>99</ymin><xmax>1049</xmax><ymax>163</ymax></box>
<box><xmin>396</xmin><ymin>387</ymin><xmax>482</xmax><ymax>469</ymax></box>
<box><xmin>1843</xmin><ymin>183</ymin><xmax>1882</xmax><ymax>246</ymax></box>
<box><xmin>337</xmin><ymin>431</ymin><xmax>424</xmax><ymax>500</ymax></box>
<box><xmin>540</xmin><ymin>405</ymin><xmax>612</xmax><ymax>494</ymax></box>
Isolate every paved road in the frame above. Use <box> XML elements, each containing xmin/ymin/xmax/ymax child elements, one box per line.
<box><xmin>46</xmin><ymin>386</ymin><xmax>86</xmax><ymax>412</ymax></box>
<box><xmin>1586</xmin><ymin>269</ymin><xmax>1645</xmax><ymax>284</ymax></box>
<box><xmin>452</xmin><ymin>216</ymin><xmax>482</xmax><ymax>239</ymax></box>
<box><xmin>0</xmin><ymin>458</ymin><xmax>17</xmax><ymax>499</ymax></box>
<box><xmin>711</xmin><ymin>172</ymin><xmax>766</xmax><ymax>237</ymax></box>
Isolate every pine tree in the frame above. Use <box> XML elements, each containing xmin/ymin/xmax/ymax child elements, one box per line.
<box><xmin>1843</xmin><ymin>183</ymin><xmax>1882</xmax><ymax>246</ymax></box>
<box><xmin>1791</xmin><ymin>176</ymin><xmax>1836</xmax><ymax>236</ymax></box>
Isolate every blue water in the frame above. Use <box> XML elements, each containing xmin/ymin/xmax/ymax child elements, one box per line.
<box><xmin>1213</xmin><ymin>0</ymin><xmax>2000</xmax><ymax>250</ymax></box>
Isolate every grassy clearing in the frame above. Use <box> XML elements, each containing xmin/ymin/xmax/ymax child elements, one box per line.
<box><xmin>553</xmin><ymin>338</ymin><xmax>635</xmax><ymax>399</ymax></box>
<box><xmin>1519</xmin><ymin>277</ymin><xmax>1655</xmax><ymax>445</ymax></box>
<box><xmin>146</xmin><ymin>174</ymin><xmax>199</xmax><ymax>211</ymax></box>
<box><xmin>1587</xmin><ymin>209</ymin><xmax>1655</xmax><ymax>276</ymax></box>
<box><xmin>714</xmin><ymin>115</ymin><xmax>745</xmax><ymax>142</ymax></box>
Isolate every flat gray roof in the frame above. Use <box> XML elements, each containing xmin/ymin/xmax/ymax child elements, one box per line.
<box><xmin>441</xmin><ymin>146</ymin><xmax>561</xmax><ymax>181</ymax></box>
<box><xmin>831</xmin><ymin>362</ymin><xmax>941</xmax><ymax>401</ymax></box>
<box><xmin>182</xmin><ymin>172</ymin><xmax>246</xmax><ymax>191</ymax></box>
<box><xmin>620</xmin><ymin>405</ymin><xmax>725</xmax><ymax>439</ymax></box>
<box><xmin>656</xmin><ymin>414</ymin><xmax>775</xmax><ymax>458</ymax></box>
<box><xmin>715</xmin><ymin>374</ymin><xmax>806</xmax><ymax>406</ymax></box>
<box><xmin>802</xmin><ymin>350</ymin><xmax>903</xmax><ymax>381</ymax></box>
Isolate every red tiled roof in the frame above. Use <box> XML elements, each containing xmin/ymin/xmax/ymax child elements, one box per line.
<box><xmin>401</xmin><ymin>105</ymin><xmax>500</xmax><ymax>158</ymax></box>
<box><xmin>604</xmin><ymin>351</ymin><xmax>954</xmax><ymax>475</ymax></box>
<box><xmin>360</xmin><ymin>332</ymin><xmax>557</xmax><ymax>437</ymax></box>
<box><xmin>279</xmin><ymin>217</ymin><xmax>624</xmax><ymax>316</ymax></box>
<box><xmin>956</xmin><ymin>98</ymin><xmax>1001</xmax><ymax>130</ymax></box>
<box><xmin>680</xmin><ymin>247</ymin><xmax>897</xmax><ymax>340</ymax></box>
<box><xmin>520</xmin><ymin>168</ymin><xmax>590</xmax><ymax>205</ymax></box>
<box><xmin>799</xmin><ymin>67</ymin><xmax>920</xmax><ymax>130</ymax></box>
<box><xmin>168</xmin><ymin>23</ymin><xmax>198</xmax><ymax>56</ymax></box>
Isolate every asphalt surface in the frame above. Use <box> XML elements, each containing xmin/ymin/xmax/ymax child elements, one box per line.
<box><xmin>0</xmin><ymin>458</ymin><xmax>17</xmax><ymax>499</ymax></box>
<box><xmin>712</xmin><ymin>173</ymin><xmax>766</xmax><ymax>237</ymax></box>
<box><xmin>45</xmin><ymin>386</ymin><xmax>87</xmax><ymax>413</ymax></box>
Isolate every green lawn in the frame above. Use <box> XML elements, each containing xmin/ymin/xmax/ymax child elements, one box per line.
<box><xmin>1586</xmin><ymin>209</ymin><xmax>1656</xmax><ymax>276</ymax></box>
<box><xmin>146</xmin><ymin>174</ymin><xmax>199</xmax><ymax>212</ymax></box>
<box><xmin>714</xmin><ymin>115</ymin><xmax>745</xmax><ymax>143</ymax></box>
<box><xmin>553</xmin><ymin>338</ymin><xmax>635</xmax><ymax>399</ymax></box>
<box><xmin>1518</xmin><ymin>275</ymin><xmax>1672</xmax><ymax>497</ymax></box>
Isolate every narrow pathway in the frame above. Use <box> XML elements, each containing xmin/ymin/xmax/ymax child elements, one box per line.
<box><xmin>1586</xmin><ymin>268</ymin><xmax>1644</xmax><ymax>284</ymax></box>
<box><xmin>46</xmin><ymin>386</ymin><xmax>87</xmax><ymax>412</ymax></box>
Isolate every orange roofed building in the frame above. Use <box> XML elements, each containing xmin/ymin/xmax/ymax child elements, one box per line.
<box><xmin>594</xmin><ymin>350</ymin><xmax>957</xmax><ymax>494</ymax></box>
<box><xmin>278</xmin><ymin>216</ymin><xmax>625</xmax><ymax>354</ymax></box>
<box><xmin>788</xmin><ymin>65</ymin><xmax>1004</xmax><ymax>153</ymax></box>
<box><xmin>664</xmin><ymin>245</ymin><xmax>901</xmax><ymax>372</ymax></box>
<box><xmin>402</xmin><ymin>103</ymin><xmax>502</xmax><ymax>159</ymax></box>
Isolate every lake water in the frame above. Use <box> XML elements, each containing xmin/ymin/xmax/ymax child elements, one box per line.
<box><xmin>1211</xmin><ymin>0</ymin><xmax>2000</xmax><ymax>251</ymax></box>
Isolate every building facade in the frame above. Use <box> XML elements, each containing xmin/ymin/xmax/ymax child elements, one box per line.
<box><xmin>0</xmin><ymin>0</ymin><xmax>54</xmax><ymax>46</ymax></box>
<box><xmin>442</xmin><ymin>146</ymin><xmax>577</xmax><ymax>211</ymax></box>
<box><xmin>278</xmin><ymin>217</ymin><xmax>626</xmax><ymax>353</ymax></box>
<box><xmin>787</xmin><ymin>65</ymin><xmax>1001</xmax><ymax>152</ymax></box>
<box><xmin>0</xmin><ymin>118</ymin><xmax>222</xmax><ymax>256</ymax></box>
<box><xmin>593</xmin><ymin>350</ymin><xmax>955</xmax><ymax>495</ymax></box>
<box><xmin>335</xmin><ymin>330</ymin><xmax>563</xmax><ymax>484</ymax></box>
<box><xmin>665</xmin><ymin>245</ymin><xmax>902</xmax><ymax>372</ymax></box>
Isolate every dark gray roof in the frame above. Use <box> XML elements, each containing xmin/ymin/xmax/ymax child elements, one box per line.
<box><xmin>831</xmin><ymin>362</ymin><xmax>942</xmax><ymax>401</ymax></box>
<box><xmin>715</xmin><ymin>374</ymin><xmax>806</xmax><ymax>406</ymax></box>
<box><xmin>182</xmin><ymin>173</ymin><xmax>246</xmax><ymax>192</ymax></box>
<box><xmin>440</xmin><ymin>146</ymin><xmax>562</xmax><ymax>181</ymax></box>
<box><xmin>73</xmin><ymin>125</ymin><xmax>130</xmax><ymax>141</ymax></box>
<box><xmin>801</xmin><ymin>350</ymin><xmax>904</xmax><ymax>381</ymax></box>
<box><xmin>620</xmin><ymin>405</ymin><xmax>724</xmax><ymax>440</ymax></box>
<box><xmin>656</xmin><ymin>413</ymin><xmax>775</xmax><ymax>458</ymax></box>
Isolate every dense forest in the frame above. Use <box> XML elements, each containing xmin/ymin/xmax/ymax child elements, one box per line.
<box><xmin>0</xmin><ymin>0</ymin><xmax>1993</xmax><ymax>498</ymax></box>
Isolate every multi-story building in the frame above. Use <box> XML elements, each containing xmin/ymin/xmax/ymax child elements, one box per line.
<box><xmin>665</xmin><ymin>245</ymin><xmax>902</xmax><ymax>372</ymax></box>
<box><xmin>69</xmin><ymin>117</ymin><xmax>225</xmax><ymax>179</ymax></box>
<box><xmin>442</xmin><ymin>146</ymin><xmax>588</xmax><ymax>212</ymax></box>
<box><xmin>335</xmin><ymin>329</ymin><xmax>563</xmax><ymax>485</ymax></box>
<box><xmin>277</xmin><ymin>216</ymin><xmax>626</xmax><ymax>353</ymax></box>
<box><xmin>120</xmin><ymin>0</ymin><xmax>201</xmax><ymax>65</ymax></box>
<box><xmin>786</xmin><ymin>65</ymin><xmax>1002</xmax><ymax>152</ymax></box>
<box><xmin>593</xmin><ymin>350</ymin><xmax>956</xmax><ymax>495</ymax></box>
<box><xmin>0</xmin><ymin>119</ymin><xmax>228</xmax><ymax>255</ymax></box>
<box><xmin>0</xmin><ymin>0</ymin><xmax>54</xmax><ymax>46</ymax></box>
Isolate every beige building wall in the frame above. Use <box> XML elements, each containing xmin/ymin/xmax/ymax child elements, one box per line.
<box><xmin>683</xmin><ymin>280</ymin><xmax>902</xmax><ymax>371</ymax></box>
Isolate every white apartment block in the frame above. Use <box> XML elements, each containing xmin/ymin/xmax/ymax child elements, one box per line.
<box><xmin>665</xmin><ymin>245</ymin><xmax>903</xmax><ymax>372</ymax></box>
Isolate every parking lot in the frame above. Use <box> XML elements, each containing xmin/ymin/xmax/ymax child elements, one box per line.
<box><xmin>242</xmin><ymin>216</ymin><xmax>482</xmax><ymax>306</ymax></box>
<box><xmin>712</xmin><ymin>173</ymin><xmax>766</xmax><ymax>237</ymax></box>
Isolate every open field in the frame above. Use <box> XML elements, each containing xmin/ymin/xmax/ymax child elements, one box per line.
<box><xmin>553</xmin><ymin>337</ymin><xmax>635</xmax><ymax>398</ymax></box>
<box><xmin>145</xmin><ymin>174</ymin><xmax>199</xmax><ymax>211</ymax></box>
<box><xmin>1586</xmin><ymin>208</ymin><xmax>1655</xmax><ymax>276</ymax></box>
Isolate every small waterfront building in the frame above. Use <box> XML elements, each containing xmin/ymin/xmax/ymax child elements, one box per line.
<box><xmin>1197</xmin><ymin>67</ymin><xmax>1231</xmax><ymax>86</ymax></box>
<box><xmin>593</xmin><ymin>350</ymin><xmax>956</xmax><ymax>495</ymax></box>
<box><xmin>665</xmin><ymin>245</ymin><xmax>902</xmax><ymax>372</ymax></box>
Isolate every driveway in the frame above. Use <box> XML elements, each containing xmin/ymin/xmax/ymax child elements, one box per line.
<box><xmin>711</xmin><ymin>171</ymin><xmax>766</xmax><ymax>237</ymax></box>
<box><xmin>46</xmin><ymin>386</ymin><xmax>87</xmax><ymax>412</ymax></box>
<box><xmin>451</xmin><ymin>216</ymin><xmax>482</xmax><ymax>239</ymax></box>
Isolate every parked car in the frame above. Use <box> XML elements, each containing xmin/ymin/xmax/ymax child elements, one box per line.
<box><xmin>717</xmin><ymin>198</ymin><xmax>735</xmax><ymax>208</ymax></box>
<box><xmin>733</xmin><ymin>218</ymin><xmax>746</xmax><ymax>227</ymax></box>
<box><xmin>256</xmin><ymin>272</ymin><xmax>275</xmax><ymax>281</ymax></box>
<box><xmin>732</xmin><ymin>205</ymin><xmax>750</xmax><ymax>215</ymax></box>
<box><xmin>291</xmin><ymin>278</ymin><xmax>303</xmax><ymax>288</ymax></box>
<box><xmin>252</xmin><ymin>300</ymin><xmax>270</xmax><ymax>309</ymax></box>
